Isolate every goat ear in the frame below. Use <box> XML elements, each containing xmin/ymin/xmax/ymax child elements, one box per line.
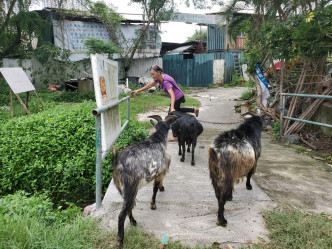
<box><xmin>150</xmin><ymin>119</ymin><xmax>158</xmax><ymax>127</ymax></box>
<box><xmin>165</xmin><ymin>115</ymin><xmax>177</xmax><ymax>123</ymax></box>
<box><xmin>147</xmin><ymin>115</ymin><xmax>162</xmax><ymax>123</ymax></box>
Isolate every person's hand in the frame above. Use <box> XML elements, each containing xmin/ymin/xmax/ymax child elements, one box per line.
<box><xmin>170</xmin><ymin>108</ymin><xmax>175</xmax><ymax>112</ymax></box>
<box><xmin>130</xmin><ymin>90</ymin><xmax>138</xmax><ymax>96</ymax></box>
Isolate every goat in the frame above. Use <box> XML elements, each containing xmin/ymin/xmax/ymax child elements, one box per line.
<box><xmin>112</xmin><ymin>114</ymin><xmax>176</xmax><ymax>247</ymax></box>
<box><xmin>208</xmin><ymin>113</ymin><xmax>264</xmax><ymax>226</ymax></box>
<box><xmin>171</xmin><ymin>111</ymin><xmax>203</xmax><ymax>166</ymax></box>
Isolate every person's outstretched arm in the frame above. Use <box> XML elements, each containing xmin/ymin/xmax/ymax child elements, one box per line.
<box><xmin>131</xmin><ymin>81</ymin><xmax>156</xmax><ymax>95</ymax></box>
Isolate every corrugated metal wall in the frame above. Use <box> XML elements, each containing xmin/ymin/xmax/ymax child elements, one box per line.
<box><xmin>207</xmin><ymin>24</ymin><xmax>226</xmax><ymax>52</ymax></box>
<box><xmin>163</xmin><ymin>51</ymin><xmax>243</xmax><ymax>86</ymax></box>
<box><xmin>192</xmin><ymin>53</ymin><xmax>214</xmax><ymax>86</ymax></box>
<box><xmin>163</xmin><ymin>54</ymin><xmax>213</xmax><ymax>87</ymax></box>
<box><xmin>124</xmin><ymin>57</ymin><xmax>163</xmax><ymax>78</ymax></box>
<box><xmin>213</xmin><ymin>51</ymin><xmax>243</xmax><ymax>83</ymax></box>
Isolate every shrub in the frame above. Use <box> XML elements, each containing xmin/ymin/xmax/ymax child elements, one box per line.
<box><xmin>0</xmin><ymin>101</ymin><xmax>148</xmax><ymax>205</ymax></box>
<box><xmin>272</xmin><ymin>121</ymin><xmax>281</xmax><ymax>140</ymax></box>
<box><xmin>240</xmin><ymin>89</ymin><xmax>254</xmax><ymax>100</ymax></box>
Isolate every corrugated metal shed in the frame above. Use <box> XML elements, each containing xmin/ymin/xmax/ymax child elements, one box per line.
<box><xmin>213</xmin><ymin>51</ymin><xmax>243</xmax><ymax>83</ymax></box>
<box><xmin>207</xmin><ymin>24</ymin><xmax>226</xmax><ymax>52</ymax></box>
<box><xmin>163</xmin><ymin>53</ymin><xmax>213</xmax><ymax>87</ymax></box>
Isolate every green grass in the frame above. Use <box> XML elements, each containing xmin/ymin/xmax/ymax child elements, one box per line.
<box><xmin>253</xmin><ymin>205</ymin><xmax>332</xmax><ymax>249</ymax></box>
<box><xmin>0</xmin><ymin>213</ymin><xmax>115</xmax><ymax>248</ymax></box>
<box><xmin>1</xmin><ymin>87</ymin><xmax>331</xmax><ymax>249</ymax></box>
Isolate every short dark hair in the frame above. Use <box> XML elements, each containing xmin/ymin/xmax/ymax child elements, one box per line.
<box><xmin>150</xmin><ymin>65</ymin><xmax>163</xmax><ymax>73</ymax></box>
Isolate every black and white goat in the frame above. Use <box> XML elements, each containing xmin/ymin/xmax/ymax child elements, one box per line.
<box><xmin>208</xmin><ymin>112</ymin><xmax>264</xmax><ymax>226</ymax></box>
<box><xmin>171</xmin><ymin>111</ymin><xmax>203</xmax><ymax>166</ymax></box>
<box><xmin>112</xmin><ymin>115</ymin><xmax>176</xmax><ymax>247</ymax></box>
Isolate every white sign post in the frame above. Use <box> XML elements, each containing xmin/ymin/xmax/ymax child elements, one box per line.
<box><xmin>0</xmin><ymin>67</ymin><xmax>44</xmax><ymax>118</ymax></box>
<box><xmin>90</xmin><ymin>54</ymin><xmax>131</xmax><ymax>209</ymax></box>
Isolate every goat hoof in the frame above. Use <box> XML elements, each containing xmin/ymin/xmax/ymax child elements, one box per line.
<box><xmin>187</xmin><ymin>149</ymin><xmax>190</xmax><ymax>152</ymax></box>
<box><xmin>117</xmin><ymin>239</ymin><xmax>123</xmax><ymax>248</ymax></box>
<box><xmin>216</xmin><ymin>219</ymin><xmax>227</xmax><ymax>227</ymax></box>
<box><xmin>130</xmin><ymin>218</ymin><xmax>137</xmax><ymax>226</ymax></box>
<box><xmin>180</xmin><ymin>158</ymin><xmax>184</xmax><ymax>162</ymax></box>
<box><xmin>227</xmin><ymin>196</ymin><xmax>233</xmax><ymax>201</ymax></box>
<box><xmin>246</xmin><ymin>184</ymin><xmax>252</xmax><ymax>190</ymax></box>
<box><xmin>151</xmin><ymin>204</ymin><xmax>157</xmax><ymax>210</ymax></box>
<box><xmin>159</xmin><ymin>186</ymin><xmax>165</xmax><ymax>191</ymax></box>
<box><xmin>178</xmin><ymin>152</ymin><xmax>182</xmax><ymax>156</ymax></box>
<box><xmin>191</xmin><ymin>161</ymin><xmax>195</xmax><ymax>166</ymax></box>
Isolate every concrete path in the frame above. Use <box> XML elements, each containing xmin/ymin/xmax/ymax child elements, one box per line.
<box><xmin>90</xmin><ymin>87</ymin><xmax>332</xmax><ymax>248</ymax></box>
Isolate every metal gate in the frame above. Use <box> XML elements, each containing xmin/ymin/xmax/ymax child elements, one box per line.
<box><xmin>162</xmin><ymin>53</ymin><xmax>214</xmax><ymax>87</ymax></box>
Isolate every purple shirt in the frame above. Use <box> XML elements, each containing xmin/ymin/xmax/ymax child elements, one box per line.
<box><xmin>155</xmin><ymin>73</ymin><xmax>183</xmax><ymax>101</ymax></box>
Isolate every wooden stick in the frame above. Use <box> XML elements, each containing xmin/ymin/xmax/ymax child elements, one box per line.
<box><xmin>15</xmin><ymin>94</ymin><xmax>30</xmax><ymax>115</ymax></box>
<box><xmin>33</xmin><ymin>90</ymin><xmax>45</xmax><ymax>108</ymax></box>
<box><xmin>300</xmin><ymin>136</ymin><xmax>317</xmax><ymax>150</ymax></box>
<box><xmin>26</xmin><ymin>91</ymin><xmax>30</xmax><ymax>111</ymax></box>
<box><xmin>10</xmin><ymin>89</ymin><xmax>13</xmax><ymax>119</ymax></box>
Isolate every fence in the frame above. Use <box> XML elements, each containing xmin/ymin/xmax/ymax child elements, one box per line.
<box><xmin>280</xmin><ymin>93</ymin><xmax>332</xmax><ymax>138</ymax></box>
<box><xmin>92</xmin><ymin>96</ymin><xmax>131</xmax><ymax>208</ymax></box>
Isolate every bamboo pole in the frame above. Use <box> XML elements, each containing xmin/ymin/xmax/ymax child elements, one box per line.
<box><xmin>283</xmin><ymin>61</ymin><xmax>308</xmax><ymax>131</ymax></box>
<box><xmin>279</xmin><ymin>59</ymin><xmax>285</xmax><ymax>140</ymax></box>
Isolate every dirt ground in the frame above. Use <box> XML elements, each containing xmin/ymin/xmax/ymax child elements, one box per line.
<box><xmin>89</xmin><ymin>87</ymin><xmax>332</xmax><ymax>248</ymax></box>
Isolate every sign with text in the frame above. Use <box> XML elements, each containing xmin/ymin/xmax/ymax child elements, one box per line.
<box><xmin>170</xmin><ymin>12</ymin><xmax>221</xmax><ymax>25</ymax></box>
<box><xmin>91</xmin><ymin>54</ymin><xmax>120</xmax><ymax>152</ymax></box>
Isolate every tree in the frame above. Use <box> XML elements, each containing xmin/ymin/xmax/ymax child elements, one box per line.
<box><xmin>186</xmin><ymin>28</ymin><xmax>207</xmax><ymax>42</ymax></box>
<box><xmin>0</xmin><ymin>0</ymin><xmax>46</xmax><ymax>58</ymax></box>
<box><xmin>85</xmin><ymin>0</ymin><xmax>218</xmax><ymax>79</ymax></box>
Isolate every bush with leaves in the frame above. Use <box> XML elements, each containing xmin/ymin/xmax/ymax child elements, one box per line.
<box><xmin>0</xmin><ymin>101</ymin><xmax>149</xmax><ymax>205</ymax></box>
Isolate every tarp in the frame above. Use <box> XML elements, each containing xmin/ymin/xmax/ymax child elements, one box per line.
<box><xmin>256</xmin><ymin>63</ymin><xmax>270</xmax><ymax>107</ymax></box>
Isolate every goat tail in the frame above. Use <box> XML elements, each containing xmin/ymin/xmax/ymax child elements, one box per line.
<box><xmin>112</xmin><ymin>147</ymin><xmax>119</xmax><ymax>169</ymax></box>
<box><xmin>112</xmin><ymin>147</ymin><xmax>123</xmax><ymax>195</ymax></box>
<box><xmin>208</xmin><ymin>146</ymin><xmax>233</xmax><ymax>201</ymax></box>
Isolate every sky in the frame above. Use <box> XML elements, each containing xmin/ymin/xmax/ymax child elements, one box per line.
<box><xmin>104</xmin><ymin>0</ymin><xmax>224</xmax><ymax>43</ymax></box>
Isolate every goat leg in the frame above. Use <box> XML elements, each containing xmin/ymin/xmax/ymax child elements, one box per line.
<box><xmin>191</xmin><ymin>138</ymin><xmax>197</xmax><ymax>166</ymax></box>
<box><xmin>178</xmin><ymin>139</ymin><xmax>182</xmax><ymax>156</ymax></box>
<box><xmin>180</xmin><ymin>141</ymin><xmax>186</xmax><ymax>162</ymax></box>
<box><xmin>150</xmin><ymin>176</ymin><xmax>162</xmax><ymax>210</ymax></box>
<box><xmin>217</xmin><ymin>196</ymin><xmax>228</xmax><ymax>226</ymax></box>
<box><xmin>128</xmin><ymin>210</ymin><xmax>137</xmax><ymax>226</ymax></box>
<box><xmin>118</xmin><ymin>181</ymin><xmax>138</xmax><ymax>247</ymax></box>
<box><xmin>187</xmin><ymin>141</ymin><xmax>191</xmax><ymax>152</ymax></box>
<box><xmin>246</xmin><ymin>168</ymin><xmax>254</xmax><ymax>190</ymax></box>
<box><xmin>159</xmin><ymin>177</ymin><xmax>165</xmax><ymax>191</ymax></box>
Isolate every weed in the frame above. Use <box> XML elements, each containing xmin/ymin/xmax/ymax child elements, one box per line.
<box><xmin>253</xmin><ymin>205</ymin><xmax>332</xmax><ymax>249</ymax></box>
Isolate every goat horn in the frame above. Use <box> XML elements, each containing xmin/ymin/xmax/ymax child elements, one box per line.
<box><xmin>165</xmin><ymin>115</ymin><xmax>177</xmax><ymax>122</ymax></box>
<box><xmin>148</xmin><ymin>115</ymin><xmax>162</xmax><ymax>122</ymax></box>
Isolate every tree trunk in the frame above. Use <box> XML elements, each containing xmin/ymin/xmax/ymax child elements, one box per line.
<box><xmin>0</xmin><ymin>0</ymin><xmax>17</xmax><ymax>34</ymax></box>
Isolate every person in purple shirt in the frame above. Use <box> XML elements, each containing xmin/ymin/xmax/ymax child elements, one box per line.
<box><xmin>131</xmin><ymin>65</ymin><xmax>199</xmax><ymax>141</ymax></box>
<box><xmin>131</xmin><ymin>65</ymin><xmax>199</xmax><ymax>117</ymax></box>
